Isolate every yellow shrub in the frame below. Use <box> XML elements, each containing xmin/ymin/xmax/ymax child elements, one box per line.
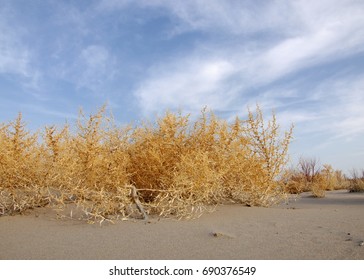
<box><xmin>0</xmin><ymin>105</ymin><xmax>293</xmax><ymax>220</ymax></box>
<box><xmin>311</xmin><ymin>174</ymin><xmax>326</xmax><ymax>198</ymax></box>
<box><xmin>282</xmin><ymin>161</ymin><xmax>349</xmax><ymax>198</ymax></box>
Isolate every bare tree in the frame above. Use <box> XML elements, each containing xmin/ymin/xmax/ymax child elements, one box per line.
<box><xmin>298</xmin><ymin>157</ymin><xmax>321</xmax><ymax>183</ymax></box>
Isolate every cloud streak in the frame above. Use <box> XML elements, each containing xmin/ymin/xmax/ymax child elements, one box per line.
<box><xmin>135</xmin><ymin>58</ymin><xmax>236</xmax><ymax>114</ymax></box>
<box><xmin>0</xmin><ymin>7</ymin><xmax>31</xmax><ymax>78</ymax></box>
<box><xmin>130</xmin><ymin>1</ymin><xmax>364</xmax><ymax>115</ymax></box>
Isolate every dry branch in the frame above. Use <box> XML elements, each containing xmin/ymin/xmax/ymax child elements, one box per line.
<box><xmin>129</xmin><ymin>185</ymin><xmax>149</xmax><ymax>221</ymax></box>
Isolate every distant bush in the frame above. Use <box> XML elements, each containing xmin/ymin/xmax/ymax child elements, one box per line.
<box><xmin>0</xmin><ymin>105</ymin><xmax>293</xmax><ymax>221</ymax></box>
<box><xmin>348</xmin><ymin>169</ymin><xmax>364</xmax><ymax>192</ymax></box>
<box><xmin>281</xmin><ymin>158</ymin><xmax>347</xmax><ymax>198</ymax></box>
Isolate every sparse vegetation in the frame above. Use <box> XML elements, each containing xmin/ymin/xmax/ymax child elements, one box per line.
<box><xmin>0</xmin><ymin>105</ymin><xmax>293</xmax><ymax>221</ymax></box>
<box><xmin>348</xmin><ymin>169</ymin><xmax>364</xmax><ymax>192</ymax></box>
<box><xmin>281</xmin><ymin>157</ymin><xmax>348</xmax><ymax>197</ymax></box>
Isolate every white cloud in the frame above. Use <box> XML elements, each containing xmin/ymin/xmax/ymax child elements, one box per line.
<box><xmin>130</xmin><ymin>0</ymin><xmax>364</xmax><ymax>121</ymax></box>
<box><xmin>321</xmin><ymin>76</ymin><xmax>364</xmax><ymax>139</ymax></box>
<box><xmin>276</xmin><ymin>74</ymin><xmax>364</xmax><ymax>143</ymax></box>
<box><xmin>259</xmin><ymin>1</ymin><xmax>364</xmax><ymax>80</ymax></box>
<box><xmin>135</xmin><ymin>58</ymin><xmax>236</xmax><ymax>115</ymax></box>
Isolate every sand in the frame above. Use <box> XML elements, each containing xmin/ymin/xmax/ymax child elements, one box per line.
<box><xmin>0</xmin><ymin>190</ymin><xmax>363</xmax><ymax>260</ymax></box>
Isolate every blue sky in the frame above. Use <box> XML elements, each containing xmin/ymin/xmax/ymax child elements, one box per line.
<box><xmin>1</xmin><ymin>0</ymin><xmax>363</xmax><ymax>173</ymax></box>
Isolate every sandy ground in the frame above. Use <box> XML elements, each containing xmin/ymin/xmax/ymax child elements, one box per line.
<box><xmin>0</xmin><ymin>190</ymin><xmax>363</xmax><ymax>260</ymax></box>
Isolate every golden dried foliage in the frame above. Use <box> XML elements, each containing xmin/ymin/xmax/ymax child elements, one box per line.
<box><xmin>0</xmin><ymin>113</ymin><xmax>49</xmax><ymax>214</ymax></box>
<box><xmin>348</xmin><ymin>169</ymin><xmax>364</xmax><ymax>192</ymax></box>
<box><xmin>0</xmin><ymin>105</ymin><xmax>293</xmax><ymax>221</ymax></box>
<box><xmin>281</xmin><ymin>159</ymin><xmax>349</xmax><ymax>198</ymax></box>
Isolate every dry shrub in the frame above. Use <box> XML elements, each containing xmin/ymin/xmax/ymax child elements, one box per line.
<box><xmin>282</xmin><ymin>159</ymin><xmax>348</xmax><ymax>198</ymax></box>
<box><xmin>0</xmin><ymin>105</ymin><xmax>293</xmax><ymax>221</ymax></box>
<box><xmin>280</xmin><ymin>158</ymin><xmax>320</xmax><ymax>195</ymax></box>
<box><xmin>348</xmin><ymin>169</ymin><xmax>364</xmax><ymax>192</ymax></box>
<box><xmin>43</xmin><ymin>107</ymin><xmax>134</xmax><ymax>220</ymax></box>
<box><xmin>0</xmin><ymin>113</ymin><xmax>50</xmax><ymax>215</ymax></box>
<box><xmin>311</xmin><ymin>174</ymin><xmax>327</xmax><ymax>198</ymax></box>
<box><xmin>128</xmin><ymin>107</ymin><xmax>292</xmax><ymax>217</ymax></box>
<box><xmin>280</xmin><ymin>168</ymin><xmax>304</xmax><ymax>194</ymax></box>
<box><xmin>320</xmin><ymin>164</ymin><xmax>348</xmax><ymax>191</ymax></box>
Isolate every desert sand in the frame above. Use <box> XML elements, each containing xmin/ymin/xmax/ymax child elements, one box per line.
<box><xmin>0</xmin><ymin>190</ymin><xmax>363</xmax><ymax>260</ymax></box>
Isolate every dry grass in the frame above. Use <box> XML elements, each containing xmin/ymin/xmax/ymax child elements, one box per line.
<box><xmin>0</xmin><ymin>105</ymin><xmax>293</xmax><ymax>221</ymax></box>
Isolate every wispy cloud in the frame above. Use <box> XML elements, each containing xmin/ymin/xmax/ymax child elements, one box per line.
<box><xmin>0</xmin><ymin>7</ymin><xmax>31</xmax><ymax>78</ymax></box>
<box><xmin>319</xmin><ymin>75</ymin><xmax>364</xmax><ymax>139</ymax></box>
<box><xmin>0</xmin><ymin>4</ymin><xmax>46</xmax><ymax>96</ymax></box>
<box><xmin>71</xmin><ymin>45</ymin><xmax>118</xmax><ymax>91</ymax></box>
<box><xmin>99</xmin><ymin>0</ymin><xmax>298</xmax><ymax>36</ymax></box>
<box><xmin>130</xmin><ymin>0</ymin><xmax>364</xmax><ymax>118</ymax></box>
<box><xmin>37</xmin><ymin>3</ymin><xmax>120</xmax><ymax>94</ymax></box>
<box><xmin>135</xmin><ymin>57</ymin><xmax>235</xmax><ymax>114</ymax></box>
